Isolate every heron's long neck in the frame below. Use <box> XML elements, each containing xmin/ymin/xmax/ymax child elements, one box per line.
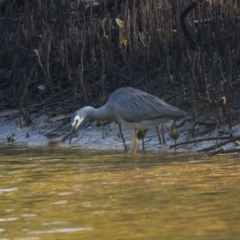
<box><xmin>88</xmin><ymin>105</ymin><xmax>113</xmax><ymax>121</ymax></box>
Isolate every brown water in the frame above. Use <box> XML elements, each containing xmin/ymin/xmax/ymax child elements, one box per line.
<box><xmin>0</xmin><ymin>147</ymin><xmax>240</xmax><ymax>240</ymax></box>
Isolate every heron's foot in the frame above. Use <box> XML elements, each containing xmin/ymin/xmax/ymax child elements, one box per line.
<box><xmin>128</xmin><ymin>130</ymin><xmax>138</xmax><ymax>155</ymax></box>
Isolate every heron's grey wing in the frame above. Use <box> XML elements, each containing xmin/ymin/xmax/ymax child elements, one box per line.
<box><xmin>109</xmin><ymin>88</ymin><xmax>186</xmax><ymax>123</ymax></box>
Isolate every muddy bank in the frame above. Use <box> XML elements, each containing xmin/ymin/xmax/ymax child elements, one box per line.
<box><xmin>1</xmin><ymin>109</ymin><xmax>240</xmax><ymax>155</ymax></box>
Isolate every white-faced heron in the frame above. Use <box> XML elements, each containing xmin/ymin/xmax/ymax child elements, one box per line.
<box><xmin>69</xmin><ymin>87</ymin><xmax>186</xmax><ymax>154</ymax></box>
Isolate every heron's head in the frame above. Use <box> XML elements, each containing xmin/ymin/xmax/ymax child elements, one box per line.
<box><xmin>71</xmin><ymin>110</ymin><xmax>84</xmax><ymax>129</ymax></box>
<box><xmin>69</xmin><ymin>109</ymin><xmax>86</xmax><ymax>145</ymax></box>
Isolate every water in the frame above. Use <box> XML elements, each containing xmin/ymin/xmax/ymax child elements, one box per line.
<box><xmin>0</xmin><ymin>147</ymin><xmax>240</xmax><ymax>240</ymax></box>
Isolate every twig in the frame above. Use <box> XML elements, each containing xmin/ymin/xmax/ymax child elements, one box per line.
<box><xmin>170</xmin><ymin>136</ymin><xmax>231</xmax><ymax>149</ymax></box>
<box><xmin>209</xmin><ymin>147</ymin><xmax>240</xmax><ymax>156</ymax></box>
<box><xmin>48</xmin><ymin>114</ymin><xmax>71</xmax><ymax>123</ymax></box>
<box><xmin>198</xmin><ymin>135</ymin><xmax>240</xmax><ymax>152</ymax></box>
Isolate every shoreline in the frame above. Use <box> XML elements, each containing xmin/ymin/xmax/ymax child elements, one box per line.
<box><xmin>1</xmin><ymin>109</ymin><xmax>240</xmax><ymax>154</ymax></box>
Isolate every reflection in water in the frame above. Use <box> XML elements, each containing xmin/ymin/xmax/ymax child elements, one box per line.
<box><xmin>0</xmin><ymin>147</ymin><xmax>240</xmax><ymax>239</ymax></box>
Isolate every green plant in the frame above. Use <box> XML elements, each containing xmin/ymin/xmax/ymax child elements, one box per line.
<box><xmin>98</xmin><ymin>17</ymin><xmax>108</xmax><ymax>46</ymax></box>
<box><xmin>115</xmin><ymin>18</ymin><xmax>127</xmax><ymax>54</ymax></box>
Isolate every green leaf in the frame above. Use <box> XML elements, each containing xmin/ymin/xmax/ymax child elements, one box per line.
<box><xmin>98</xmin><ymin>17</ymin><xmax>107</xmax><ymax>26</ymax></box>
<box><xmin>115</xmin><ymin>18</ymin><xmax>124</xmax><ymax>28</ymax></box>
<box><xmin>102</xmin><ymin>17</ymin><xmax>107</xmax><ymax>25</ymax></box>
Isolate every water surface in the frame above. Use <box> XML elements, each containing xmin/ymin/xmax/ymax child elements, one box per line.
<box><xmin>0</xmin><ymin>147</ymin><xmax>240</xmax><ymax>239</ymax></box>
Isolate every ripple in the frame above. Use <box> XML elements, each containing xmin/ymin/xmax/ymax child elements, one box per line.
<box><xmin>53</xmin><ymin>200</ymin><xmax>68</xmax><ymax>205</ymax></box>
<box><xmin>21</xmin><ymin>214</ymin><xmax>37</xmax><ymax>218</ymax></box>
<box><xmin>0</xmin><ymin>187</ymin><xmax>18</xmax><ymax>194</ymax></box>
<box><xmin>42</xmin><ymin>221</ymin><xmax>66</xmax><ymax>226</ymax></box>
<box><xmin>102</xmin><ymin>181</ymin><xmax>118</xmax><ymax>185</ymax></box>
<box><xmin>29</xmin><ymin>227</ymin><xmax>93</xmax><ymax>234</ymax></box>
<box><xmin>0</xmin><ymin>218</ymin><xmax>17</xmax><ymax>222</ymax></box>
<box><xmin>13</xmin><ymin>238</ymin><xmax>40</xmax><ymax>240</ymax></box>
<box><xmin>57</xmin><ymin>192</ymin><xmax>73</xmax><ymax>196</ymax></box>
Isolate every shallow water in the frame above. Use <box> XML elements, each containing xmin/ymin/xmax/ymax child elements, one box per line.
<box><xmin>0</xmin><ymin>147</ymin><xmax>240</xmax><ymax>240</ymax></box>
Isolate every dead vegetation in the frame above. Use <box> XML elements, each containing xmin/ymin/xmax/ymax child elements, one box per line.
<box><xmin>0</xmin><ymin>0</ymin><xmax>240</xmax><ymax>142</ymax></box>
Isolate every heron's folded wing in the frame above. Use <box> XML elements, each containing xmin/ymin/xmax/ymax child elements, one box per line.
<box><xmin>110</xmin><ymin>88</ymin><xmax>186</xmax><ymax>123</ymax></box>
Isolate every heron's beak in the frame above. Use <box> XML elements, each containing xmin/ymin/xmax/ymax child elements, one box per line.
<box><xmin>69</xmin><ymin>124</ymin><xmax>77</xmax><ymax>145</ymax></box>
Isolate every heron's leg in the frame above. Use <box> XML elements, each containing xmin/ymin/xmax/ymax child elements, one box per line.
<box><xmin>156</xmin><ymin>126</ymin><xmax>162</xmax><ymax>144</ymax></box>
<box><xmin>162</xmin><ymin>125</ymin><xmax>165</xmax><ymax>144</ymax></box>
<box><xmin>128</xmin><ymin>130</ymin><xmax>138</xmax><ymax>155</ymax></box>
<box><xmin>119</xmin><ymin>123</ymin><xmax>127</xmax><ymax>150</ymax></box>
<box><xmin>137</xmin><ymin>129</ymin><xmax>148</xmax><ymax>153</ymax></box>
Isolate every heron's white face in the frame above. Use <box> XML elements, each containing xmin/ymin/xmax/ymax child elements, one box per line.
<box><xmin>71</xmin><ymin>114</ymin><xmax>84</xmax><ymax>129</ymax></box>
<box><xmin>71</xmin><ymin>107</ymin><xmax>92</xmax><ymax>130</ymax></box>
<box><xmin>69</xmin><ymin>112</ymin><xmax>85</xmax><ymax>145</ymax></box>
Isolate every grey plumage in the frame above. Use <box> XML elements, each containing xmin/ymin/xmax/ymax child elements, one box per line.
<box><xmin>109</xmin><ymin>88</ymin><xmax>185</xmax><ymax>127</ymax></box>
<box><xmin>69</xmin><ymin>87</ymin><xmax>186</xmax><ymax>154</ymax></box>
